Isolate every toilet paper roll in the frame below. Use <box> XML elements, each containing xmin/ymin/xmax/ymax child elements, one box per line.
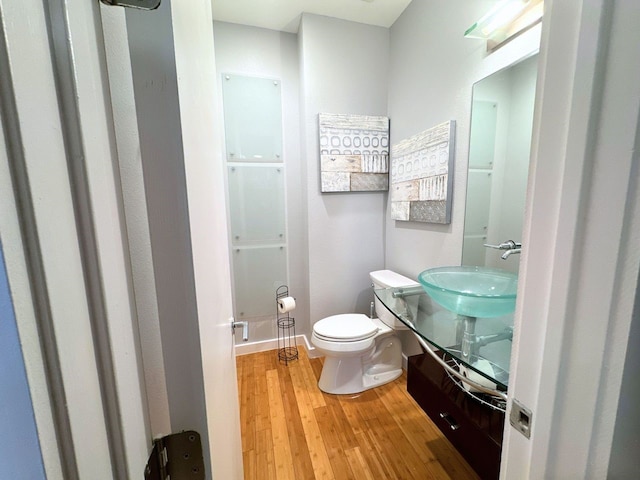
<box><xmin>277</xmin><ymin>296</ymin><xmax>296</xmax><ymax>314</ymax></box>
<box><xmin>460</xmin><ymin>358</ymin><xmax>497</xmax><ymax>393</ymax></box>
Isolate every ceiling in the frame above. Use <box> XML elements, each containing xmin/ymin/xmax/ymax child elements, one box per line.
<box><xmin>211</xmin><ymin>0</ymin><xmax>413</xmax><ymax>34</ymax></box>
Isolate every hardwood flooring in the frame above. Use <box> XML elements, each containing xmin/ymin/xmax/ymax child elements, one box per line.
<box><xmin>237</xmin><ymin>347</ymin><xmax>479</xmax><ymax>480</ymax></box>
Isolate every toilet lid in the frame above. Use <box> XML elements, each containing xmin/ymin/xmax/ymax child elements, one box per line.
<box><xmin>313</xmin><ymin>314</ymin><xmax>379</xmax><ymax>341</ymax></box>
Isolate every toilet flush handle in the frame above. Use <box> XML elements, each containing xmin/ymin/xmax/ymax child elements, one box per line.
<box><xmin>231</xmin><ymin>319</ymin><xmax>249</xmax><ymax>342</ymax></box>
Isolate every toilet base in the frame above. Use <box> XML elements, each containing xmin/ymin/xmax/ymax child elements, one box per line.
<box><xmin>318</xmin><ymin>356</ymin><xmax>402</xmax><ymax>394</ymax></box>
<box><xmin>317</xmin><ymin>335</ymin><xmax>403</xmax><ymax>395</ymax></box>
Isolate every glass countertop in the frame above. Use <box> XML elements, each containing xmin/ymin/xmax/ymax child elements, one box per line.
<box><xmin>375</xmin><ymin>287</ymin><xmax>514</xmax><ymax>390</ymax></box>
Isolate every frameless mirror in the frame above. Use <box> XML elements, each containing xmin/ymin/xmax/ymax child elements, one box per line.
<box><xmin>462</xmin><ymin>54</ymin><xmax>538</xmax><ymax>274</ymax></box>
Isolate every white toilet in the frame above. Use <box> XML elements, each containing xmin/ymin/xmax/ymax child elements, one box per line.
<box><xmin>311</xmin><ymin>270</ymin><xmax>419</xmax><ymax>395</ymax></box>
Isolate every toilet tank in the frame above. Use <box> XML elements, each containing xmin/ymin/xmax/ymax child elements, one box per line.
<box><xmin>370</xmin><ymin>270</ymin><xmax>419</xmax><ymax>329</ymax></box>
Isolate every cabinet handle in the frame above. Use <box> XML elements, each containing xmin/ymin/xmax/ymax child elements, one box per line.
<box><xmin>439</xmin><ymin>412</ymin><xmax>460</xmax><ymax>431</ymax></box>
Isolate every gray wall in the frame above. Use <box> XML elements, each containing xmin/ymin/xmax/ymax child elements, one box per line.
<box><xmin>213</xmin><ymin>22</ymin><xmax>309</xmax><ymax>340</ymax></box>
<box><xmin>215</xmin><ymin>16</ymin><xmax>391</xmax><ymax>339</ymax></box>
<box><xmin>215</xmin><ymin>4</ymin><xmax>538</xmax><ymax>342</ymax></box>
<box><xmin>385</xmin><ymin>0</ymin><xmax>497</xmax><ymax>278</ymax></box>
<box><xmin>299</xmin><ymin>14</ymin><xmax>389</xmax><ymax>325</ymax></box>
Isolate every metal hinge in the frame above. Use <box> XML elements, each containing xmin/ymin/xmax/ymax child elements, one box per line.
<box><xmin>100</xmin><ymin>0</ymin><xmax>161</xmax><ymax>10</ymax></box>
<box><xmin>144</xmin><ymin>431</ymin><xmax>205</xmax><ymax>480</ymax></box>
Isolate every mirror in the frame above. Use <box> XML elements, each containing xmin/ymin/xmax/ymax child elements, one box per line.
<box><xmin>462</xmin><ymin>54</ymin><xmax>538</xmax><ymax>275</ymax></box>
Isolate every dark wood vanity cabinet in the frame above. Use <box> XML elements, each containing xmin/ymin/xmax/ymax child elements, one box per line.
<box><xmin>407</xmin><ymin>353</ymin><xmax>505</xmax><ymax>480</ymax></box>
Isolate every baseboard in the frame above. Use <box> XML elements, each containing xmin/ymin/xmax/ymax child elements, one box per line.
<box><xmin>236</xmin><ymin>336</ymin><xmax>409</xmax><ymax>366</ymax></box>
<box><xmin>234</xmin><ymin>334</ymin><xmax>318</xmax><ymax>357</ymax></box>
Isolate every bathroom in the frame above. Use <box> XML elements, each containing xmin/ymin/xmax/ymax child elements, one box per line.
<box><xmin>215</xmin><ymin>2</ymin><xmax>536</xmax><ymax>478</ymax></box>
<box><xmin>212</xmin><ymin>0</ymin><xmax>638</xmax><ymax>477</ymax></box>
<box><xmin>0</xmin><ymin>0</ymin><xmax>638</xmax><ymax>479</ymax></box>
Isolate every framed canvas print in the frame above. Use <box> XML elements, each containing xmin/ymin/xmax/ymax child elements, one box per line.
<box><xmin>319</xmin><ymin>113</ymin><xmax>390</xmax><ymax>193</ymax></box>
<box><xmin>390</xmin><ymin>120</ymin><xmax>456</xmax><ymax>223</ymax></box>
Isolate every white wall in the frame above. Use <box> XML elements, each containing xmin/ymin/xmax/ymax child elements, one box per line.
<box><xmin>386</xmin><ymin>0</ymin><xmax>536</xmax><ymax>279</ymax></box>
<box><xmin>299</xmin><ymin>14</ymin><xmax>389</xmax><ymax>325</ymax></box>
<box><xmin>213</xmin><ymin>22</ymin><xmax>309</xmax><ymax>341</ymax></box>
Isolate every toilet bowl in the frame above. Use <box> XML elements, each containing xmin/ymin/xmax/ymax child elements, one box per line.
<box><xmin>311</xmin><ymin>270</ymin><xmax>419</xmax><ymax>395</ymax></box>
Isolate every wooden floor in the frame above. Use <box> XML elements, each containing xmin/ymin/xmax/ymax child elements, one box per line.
<box><xmin>237</xmin><ymin>347</ymin><xmax>479</xmax><ymax>480</ymax></box>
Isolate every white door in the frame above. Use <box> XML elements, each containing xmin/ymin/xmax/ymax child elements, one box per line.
<box><xmin>170</xmin><ymin>1</ymin><xmax>245</xmax><ymax>477</ymax></box>
<box><xmin>502</xmin><ymin>0</ymin><xmax>640</xmax><ymax>478</ymax></box>
<box><xmin>121</xmin><ymin>0</ymin><xmax>244</xmax><ymax>477</ymax></box>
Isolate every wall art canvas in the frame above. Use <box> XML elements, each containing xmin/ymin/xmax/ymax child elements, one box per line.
<box><xmin>390</xmin><ymin>120</ymin><xmax>456</xmax><ymax>223</ymax></box>
<box><xmin>318</xmin><ymin>113</ymin><xmax>390</xmax><ymax>192</ymax></box>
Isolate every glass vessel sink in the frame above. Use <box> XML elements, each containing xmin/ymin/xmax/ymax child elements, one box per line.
<box><xmin>418</xmin><ymin>266</ymin><xmax>518</xmax><ymax>318</ymax></box>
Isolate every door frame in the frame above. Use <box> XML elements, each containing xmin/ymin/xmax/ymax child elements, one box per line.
<box><xmin>1</xmin><ymin>0</ymin><xmax>155</xmax><ymax>477</ymax></box>
<box><xmin>1</xmin><ymin>0</ymin><xmax>243</xmax><ymax>478</ymax></box>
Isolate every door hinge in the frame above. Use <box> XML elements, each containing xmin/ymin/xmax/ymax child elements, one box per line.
<box><xmin>100</xmin><ymin>0</ymin><xmax>161</xmax><ymax>10</ymax></box>
<box><xmin>144</xmin><ymin>431</ymin><xmax>205</xmax><ymax>480</ymax></box>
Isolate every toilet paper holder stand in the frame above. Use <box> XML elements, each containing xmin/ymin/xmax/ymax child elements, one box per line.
<box><xmin>276</xmin><ymin>285</ymin><xmax>298</xmax><ymax>364</ymax></box>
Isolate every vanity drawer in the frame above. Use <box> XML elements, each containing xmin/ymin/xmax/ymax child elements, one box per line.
<box><xmin>407</xmin><ymin>353</ymin><xmax>504</xmax><ymax>480</ymax></box>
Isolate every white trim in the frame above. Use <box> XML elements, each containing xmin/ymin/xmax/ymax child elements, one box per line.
<box><xmin>475</xmin><ymin>22</ymin><xmax>542</xmax><ymax>84</ymax></box>
<box><xmin>62</xmin><ymin>0</ymin><xmax>150</xmax><ymax>475</ymax></box>
<box><xmin>0</xmin><ymin>0</ymin><xmax>114</xmax><ymax>476</ymax></box>
<box><xmin>0</xmin><ymin>80</ymin><xmax>64</xmax><ymax>480</ymax></box>
<box><xmin>235</xmin><ymin>334</ymin><xmax>316</xmax><ymax>357</ymax></box>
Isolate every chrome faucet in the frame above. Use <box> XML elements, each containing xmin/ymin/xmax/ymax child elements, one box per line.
<box><xmin>484</xmin><ymin>240</ymin><xmax>522</xmax><ymax>260</ymax></box>
<box><xmin>501</xmin><ymin>248</ymin><xmax>521</xmax><ymax>260</ymax></box>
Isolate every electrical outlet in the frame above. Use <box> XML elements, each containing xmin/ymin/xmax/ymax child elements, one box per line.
<box><xmin>510</xmin><ymin>398</ymin><xmax>532</xmax><ymax>439</ymax></box>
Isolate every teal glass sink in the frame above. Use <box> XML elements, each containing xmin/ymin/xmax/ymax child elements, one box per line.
<box><xmin>418</xmin><ymin>266</ymin><xmax>518</xmax><ymax>318</ymax></box>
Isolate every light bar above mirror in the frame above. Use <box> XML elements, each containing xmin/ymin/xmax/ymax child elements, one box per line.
<box><xmin>465</xmin><ymin>0</ymin><xmax>544</xmax><ymax>51</ymax></box>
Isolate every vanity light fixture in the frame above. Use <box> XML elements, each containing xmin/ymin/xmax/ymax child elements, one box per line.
<box><xmin>465</xmin><ymin>0</ymin><xmax>544</xmax><ymax>51</ymax></box>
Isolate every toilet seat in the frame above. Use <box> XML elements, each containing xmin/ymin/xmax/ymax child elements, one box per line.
<box><xmin>313</xmin><ymin>314</ymin><xmax>379</xmax><ymax>342</ymax></box>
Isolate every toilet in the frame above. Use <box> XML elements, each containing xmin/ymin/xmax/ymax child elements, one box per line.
<box><xmin>311</xmin><ymin>270</ymin><xmax>419</xmax><ymax>394</ymax></box>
